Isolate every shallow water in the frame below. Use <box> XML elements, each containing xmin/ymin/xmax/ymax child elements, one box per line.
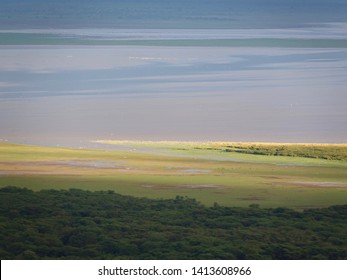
<box><xmin>1</xmin><ymin>1</ymin><xmax>347</xmax><ymax>147</ymax></box>
<box><xmin>0</xmin><ymin>43</ymin><xmax>346</xmax><ymax>145</ymax></box>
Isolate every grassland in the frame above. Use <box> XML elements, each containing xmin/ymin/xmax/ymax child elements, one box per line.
<box><xmin>1</xmin><ymin>141</ymin><xmax>347</xmax><ymax>209</ymax></box>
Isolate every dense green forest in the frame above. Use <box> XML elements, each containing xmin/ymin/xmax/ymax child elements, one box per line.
<box><xmin>0</xmin><ymin>186</ymin><xmax>346</xmax><ymax>260</ymax></box>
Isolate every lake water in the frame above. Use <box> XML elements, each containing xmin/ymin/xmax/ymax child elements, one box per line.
<box><xmin>1</xmin><ymin>0</ymin><xmax>347</xmax><ymax>29</ymax></box>
<box><xmin>0</xmin><ymin>1</ymin><xmax>347</xmax><ymax>146</ymax></box>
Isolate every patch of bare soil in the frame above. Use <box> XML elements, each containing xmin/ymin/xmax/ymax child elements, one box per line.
<box><xmin>291</xmin><ymin>181</ymin><xmax>347</xmax><ymax>188</ymax></box>
<box><xmin>175</xmin><ymin>169</ymin><xmax>211</xmax><ymax>174</ymax></box>
<box><xmin>240</xmin><ymin>196</ymin><xmax>264</xmax><ymax>201</ymax></box>
<box><xmin>258</xmin><ymin>175</ymin><xmax>285</xmax><ymax>180</ymax></box>
<box><xmin>0</xmin><ymin>160</ymin><xmax>129</xmax><ymax>175</ymax></box>
<box><xmin>50</xmin><ymin>160</ymin><xmax>126</xmax><ymax>169</ymax></box>
<box><xmin>176</xmin><ymin>184</ymin><xmax>225</xmax><ymax>189</ymax></box>
<box><xmin>141</xmin><ymin>184</ymin><xmax>225</xmax><ymax>189</ymax></box>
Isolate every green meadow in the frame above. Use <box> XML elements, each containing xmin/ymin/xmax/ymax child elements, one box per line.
<box><xmin>1</xmin><ymin>141</ymin><xmax>347</xmax><ymax>209</ymax></box>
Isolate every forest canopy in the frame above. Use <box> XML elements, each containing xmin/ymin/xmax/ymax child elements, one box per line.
<box><xmin>0</xmin><ymin>186</ymin><xmax>346</xmax><ymax>260</ymax></box>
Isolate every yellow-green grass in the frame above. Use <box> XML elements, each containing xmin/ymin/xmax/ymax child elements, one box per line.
<box><xmin>1</xmin><ymin>141</ymin><xmax>347</xmax><ymax>209</ymax></box>
<box><xmin>95</xmin><ymin>140</ymin><xmax>347</xmax><ymax>167</ymax></box>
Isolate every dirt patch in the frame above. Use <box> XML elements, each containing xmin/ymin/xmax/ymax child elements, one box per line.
<box><xmin>240</xmin><ymin>196</ymin><xmax>264</xmax><ymax>201</ymax></box>
<box><xmin>0</xmin><ymin>160</ymin><xmax>126</xmax><ymax>169</ymax></box>
<box><xmin>258</xmin><ymin>175</ymin><xmax>285</xmax><ymax>180</ymax></box>
<box><xmin>0</xmin><ymin>160</ymin><xmax>131</xmax><ymax>176</ymax></box>
<box><xmin>176</xmin><ymin>169</ymin><xmax>211</xmax><ymax>174</ymax></box>
<box><xmin>141</xmin><ymin>184</ymin><xmax>225</xmax><ymax>189</ymax></box>
<box><xmin>291</xmin><ymin>181</ymin><xmax>347</xmax><ymax>188</ymax></box>
<box><xmin>0</xmin><ymin>170</ymin><xmax>82</xmax><ymax>176</ymax></box>
<box><xmin>51</xmin><ymin>160</ymin><xmax>126</xmax><ymax>169</ymax></box>
<box><xmin>176</xmin><ymin>184</ymin><xmax>224</xmax><ymax>189</ymax></box>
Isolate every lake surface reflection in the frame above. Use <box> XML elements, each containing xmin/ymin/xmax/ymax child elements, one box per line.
<box><xmin>1</xmin><ymin>32</ymin><xmax>347</xmax><ymax>146</ymax></box>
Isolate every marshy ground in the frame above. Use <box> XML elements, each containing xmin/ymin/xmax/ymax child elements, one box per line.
<box><xmin>1</xmin><ymin>141</ymin><xmax>346</xmax><ymax>209</ymax></box>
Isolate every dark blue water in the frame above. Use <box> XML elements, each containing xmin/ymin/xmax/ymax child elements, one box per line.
<box><xmin>1</xmin><ymin>0</ymin><xmax>347</xmax><ymax>29</ymax></box>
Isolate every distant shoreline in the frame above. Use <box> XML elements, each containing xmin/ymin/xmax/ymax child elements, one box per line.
<box><xmin>94</xmin><ymin>139</ymin><xmax>347</xmax><ymax>146</ymax></box>
<box><xmin>2</xmin><ymin>139</ymin><xmax>347</xmax><ymax>150</ymax></box>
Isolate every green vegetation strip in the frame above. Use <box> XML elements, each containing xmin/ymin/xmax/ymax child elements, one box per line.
<box><xmin>96</xmin><ymin>140</ymin><xmax>347</xmax><ymax>166</ymax></box>
<box><xmin>221</xmin><ymin>143</ymin><xmax>347</xmax><ymax>161</ymax></box>
<box><xmin>0</xmin><ymin>187</ymin><xmax>346</xmax><ymax>260</ymax></box>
